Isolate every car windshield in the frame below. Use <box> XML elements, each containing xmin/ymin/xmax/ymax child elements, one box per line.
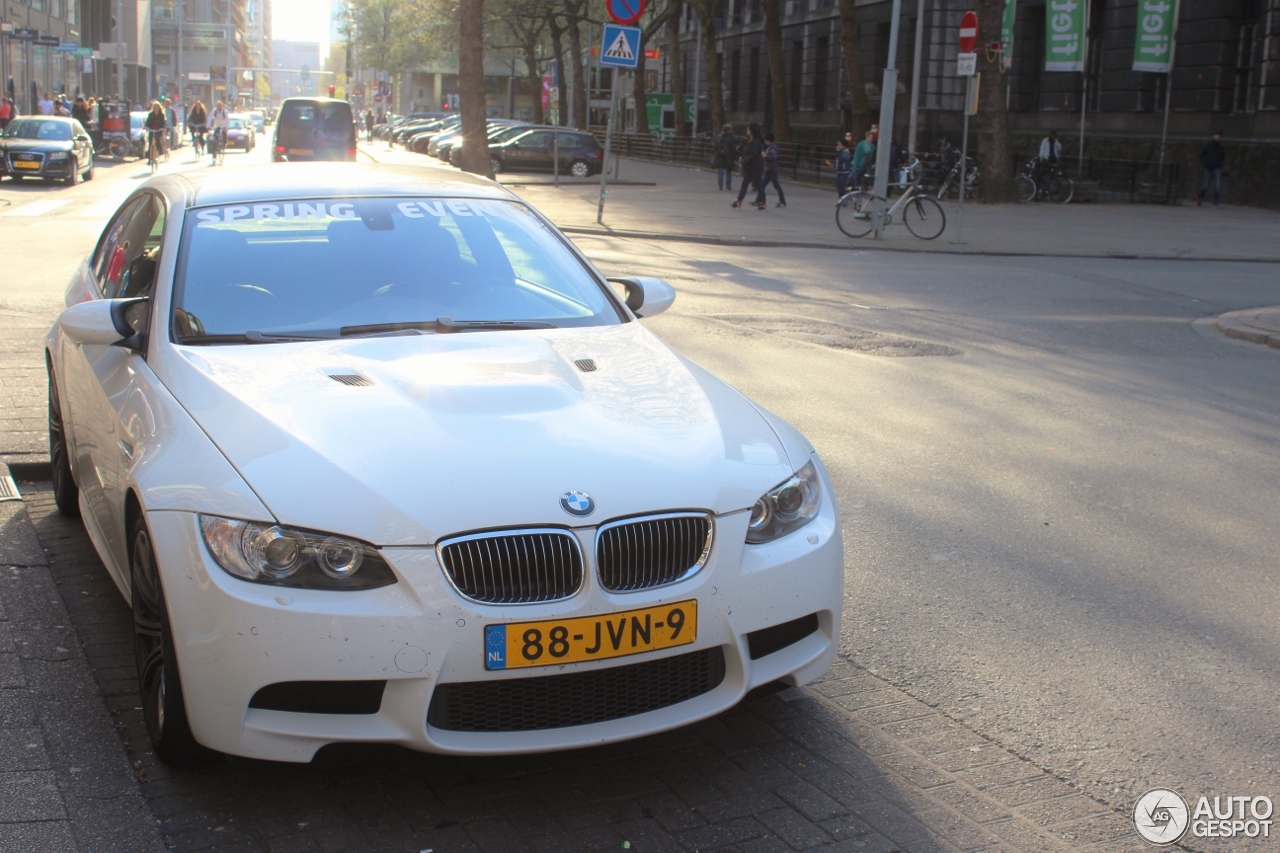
<box><xmin>172</xmin><ymin>197</ymin><xmax>623</xmax><ymax>342</ymax></box>
<box><xmin>3</xmin><ymin>119</ymin><xmax>72</xmax><ymax>140</ymax></box>
<box><xmin>229</xmin><ymin>118</ymin><xmax>245</xmax><ymax>129</ymax></box>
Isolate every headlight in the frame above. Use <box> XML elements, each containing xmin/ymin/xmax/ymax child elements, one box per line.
<box><xmin>48</xmin><ymin>151</ymin><xmax>70</xmax><ymax>160</ymax></box>
<box><xmin>746</xmin><ymin>460</ymin><xmax>822</xmax><ymax>544</ymax></box>
<box><xmin>198</xmin><ymin>515</ymin><xmax>396</xmax><ymax>590</ymax></box>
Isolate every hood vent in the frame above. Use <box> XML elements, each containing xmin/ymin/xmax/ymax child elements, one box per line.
<box><xmin>321</xmin><ymin>368</ymin><xmax>375</xmax><ymax>387</ymax></box>
<box><xmin>573</xmin><ymin>358</ymin><xmax>598</xmax><ymax>373</ymax></box>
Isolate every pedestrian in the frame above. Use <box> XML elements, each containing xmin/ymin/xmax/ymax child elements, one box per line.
<box><xmin>71</xmin><ymin>96</ymin><xmax>91</xmax><ymax>127</ymax></box>
<box><xmin>1197</xmin><ymin>130</ymin><xmax>1225</xmax><ymax>207</ymax></box>
<box><xmin>834</xmin><ymin>138</ymin><xmax>853</xmax><ymax>196</ymax></box>
<box><xmin>731</xmin><ymin>123</ymin><xmax>766</xmax><ymax>210</ymax></box>
<box><xmin>851</xmin><ymin>129</ymin><xmax>876</xmax><ymax>192</ymax></box>
<box><xmin>712</xmin><ymin>123</ymin><xmax>737</xmax><ymax>191</ymax></box>
<box><xmin>364</xmin><ymin>110</ymin><xmax>374</xmax><ymax>143</ymax></box>
<box><xmin>38</xmin><ymin>93</ymin><xmax>53</xmax><ymax>115</ymax></box>
<box><xmin>761</xmin><ymin>132</ymin><xmax>786</xmax><ymax>207</ymax></box>
<box><xmin>0</xmin><ymin>96</ymin><xmax>11</xmax><ymax>130</ymax></box>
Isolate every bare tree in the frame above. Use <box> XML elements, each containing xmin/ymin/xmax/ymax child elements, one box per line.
<box><xmin>547</xmin><ymin>15</ymin><xmax>568</xmax><ymax>125</ymax></box>
<box><xmin>491</xmin><ymin>0</ymin><xmax>550</xmax><ymax>123</ymax></box>
<box><xmin>687</xmin><ymin>0</ymin><xmax>725</xmax><ymax>131</ymax></box>
<box><xmin>837</xmin><ymin>0</ymin><xmax>870</xmax><ymax>134</ymax></box>
<box><xmin>666</xmin><ymin>0</ymin><xmax>686</xmax><ymax>136</ymax></box>
<box><xmin>632</xmin><ymin>8</ymin><xmax>672</xmax><ymax>134</ymax></box>
<box><xmin>565</xmin><ymin>4</ymin><xmax>589</xmax><ymax>129</ymax></box>
<box><xmin>760</xmin><ymin>0</ymin><xmax>791</xmax><ymax>142</ymax></box>
<box><xmin>974</xmin><ymin>0</ymin><xmax>1014</xmax><ymax>201</ymax></box>
<box><xmin>459</xmin><ymin>0</ymin><xmax>493</xmax><ymax>176</ymax></box>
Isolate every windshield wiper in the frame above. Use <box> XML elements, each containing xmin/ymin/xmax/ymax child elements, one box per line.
<box><xmin>177</xmin><ymin>330</ymin><xmax>338</xmax><ymax>345</ymax></box>
<box><xmin>339</xmin><ymin>317</ymin><xmax>556</xmax><ymax>337</ymax></box>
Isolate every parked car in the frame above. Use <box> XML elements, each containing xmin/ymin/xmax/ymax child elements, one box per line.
<box><xmin>0</xmin><ymin>116</ymin><xmax>95</xmax><ymax>184</ymax></box>
<box><xmin>272</xmin><ymin>97</ymin><xmax>356</xmax><ymax>162</ymax></box>
<box><xmin>247</xmin><ymin>110</ymin><xmax>266</xmax><ymax>132</ymax></box>
<box><xmin>451</xmin><ymin>123</ymin><xmax>542</xmax><ymax>167</ymax></box>
<box><xmin>433</xmin><ymin>119</ymin><xmax>526</xmax><ymax>160</ymax></box>
<box><xmin>44</xmin><ymin>162</ymin><xmax>843</xmax><ymax>765</ymax></box>
<box><xmin>489</xmin><ymin>128</ymin><xmax>604</xmax><ymax>177</ymax></box>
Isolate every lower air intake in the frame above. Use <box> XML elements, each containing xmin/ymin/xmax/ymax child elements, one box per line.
<box><xmin>427</xmin><ymin>647</ymin><xmax>726</xmax><ymax>732</ymax></box>
<box><xmin>248</xmin><ymin>680</ymin><xmax>386</xmax><ymax>715</ymax></box>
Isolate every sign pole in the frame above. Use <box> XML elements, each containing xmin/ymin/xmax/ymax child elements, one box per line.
<box><xmin>951</xmin><ymin>10</ymin><xmax>979</xmax><ymax>246</ymax></box>
<box><xmin>907</xmin><ymin>0</ymin><xmax>924</xmax><ymax>157</ymax></box>
<box><xmin>871</xmin><ymin>0</ymin><xmax>903</xmax><ymax>240</ymax></box>
<box><xmin>1077</xmin><ymin>0</ymin><xmax>1089</xmax><ymax>177</ymax></box>
<box><xmin>1156</xmin><ymin>3</ymin><xmax>1181</xmax><ymax>175</ymax></box>
<box><xmin>597</xmin><ymin>70</ymin><xmax>619</xmax><ymax>223</ymax></box>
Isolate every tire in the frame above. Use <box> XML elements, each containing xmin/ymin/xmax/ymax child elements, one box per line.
<box><xmin>490</xmin><ymin>156</ymin><xmax>504</xmax><ymax>174</ymax></box>
<box><xmin>83</xmin><ymin>162</ymin><xmax>94</xmax><ymax>182</ymax></box>
<box><xmin>47</xmin><ymin>370</ymin><xmax>79</xmax><ymax>517</ymax></box>
<box><xmin>569</xmin><ymin>159</ymin><xmax>591</xmax><ymax>178</ymax></box>
<box><xmin>836</xmin><ymin>191</ymin><xmax>874</xmax><ymax>238</ymax></box>
<box><xmin>109</xmin><ymin>136</ymin><xmax>129</xmax><ymax>160</ymax></box>
<box><xmin>903</xmin><ymin>195</ymin><xmax>947</xmax><ymax>240</ymax></box>
<box><xmin>1047</xmin><ymin>175</ymin><xmax>1074</xmax><ymax>204</ymax></box>
<box><xmin>1015</xmin><ymin>174</ymin><xmax>1036</xmax><ymax>203</ymax></box>
<box><xmin>130</xmin><ymin>515</ymin><xmax>208</xmax><ymax>764</ymax></box>
<box><xmin>935</xmin><ymin>172</ymin><xmax>953</xmax><ymax>200</ymax></box>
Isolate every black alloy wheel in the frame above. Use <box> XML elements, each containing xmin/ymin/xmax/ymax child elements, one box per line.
<box><xmin>131</xmin><ymin>517</ymin><xmax>207</xmax><ymax>763</ymax></box>
<box><xmin>47</xmin><ymin>371</ymin><xmax>79</xmax><ymax>517</ymax></box>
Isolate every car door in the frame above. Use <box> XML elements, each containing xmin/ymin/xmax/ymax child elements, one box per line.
<box><xmin>60</xmin><ymin>193</ymin><xmax>167</xmax><ymax>578</ymax></box>
<box><xmin>505</xmin><ymin>130</ymin><xmax>552</xmax><ymax>171</ymax></box>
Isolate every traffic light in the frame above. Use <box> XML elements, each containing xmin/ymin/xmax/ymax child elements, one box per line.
<box><xmin>442</xmin><ymin>100</ymin><xmax>450</xmax><ymax>110</ymax></box>
<box><xmin>328</xmin><ymin>84</ymin><xmax>335</xmax><ymax>97</ymax></box>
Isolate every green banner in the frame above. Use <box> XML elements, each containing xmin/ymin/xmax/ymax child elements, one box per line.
<box><xmin>1133</xmin><ymin>0</ymin><xmax>1179</xmax><ymax>72</ymax></box>
<box><xmin>1001</xmin><ymin>0</ymin><xmax>1017</xmax><ymax>71</ymax></box>
<box><xmin>1045</xmin><ymin>0</ymin><xmax>1086</xmax><ymax>72</ymax></box>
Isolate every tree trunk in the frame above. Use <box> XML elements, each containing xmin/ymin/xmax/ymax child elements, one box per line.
<box><xmin>974</xmin><ymin>0</ymin><xmax>1014</xmax><ymax>201</ymax></box>
<box><xmin>548</xmin><ymin>17</ymin><xmax>568</xmax><ymax>126</ymax></box>
<box><xmin>459</xmin><ymin>0</ymin><xmax>493</xmax><ymax>177</ymax></box>
<box><xmin>837</xmin><ymin>0</ymin><xmax>870</xmax><ymax>135</ymax></box>
<box><xmin>667</xmin><ymin>0</ymin><xmax>686</xmax><ymax>136</ymax></box>
<box><xmin>761</xmin><ymin>0</ymin><xmax>791</xmax><ymax>142</ymax></box>
<box><xmin>695</xmin><ymin>3</ymin><xmax>725</xmax><ymax>132</ymax></box>
<box><xmin>524</xmin><ymin>41</ymin><xmax>544</xmax><ymax>124</ymax></box>
<box><xmin>634</xmin><ymin>34</ymin><xmax>650</xmax><ymax>134</ymax></box>
<box><xmin>567</xmin><ymin>16</ymin><xmax>588</xmax><ymax>130</ymax></box>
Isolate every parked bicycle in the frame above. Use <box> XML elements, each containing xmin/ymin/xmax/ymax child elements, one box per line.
<box><xmin>934</xmin><ymin>139</ymin><xmax>980</xmax><ymax>200</ymax></box>
<box><xmin>1015</xmin><ymin>157</ymin><xmax>1074</xmax><ymax>204</ymax></box>
<box><xmin>836</xmin><ymin>174</ymin><xmax>947</xmax><ymax>240</ymax></box>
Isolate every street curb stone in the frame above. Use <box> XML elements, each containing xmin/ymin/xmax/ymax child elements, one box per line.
<box><xmin>1214</xmin><ymin>305</ymin><xmax>1280</xmax><ymax>350</ymax></box>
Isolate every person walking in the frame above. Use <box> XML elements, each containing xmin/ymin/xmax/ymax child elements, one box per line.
<box><xmin>851</xmin><ymin>129</ymin><xmax>876</xmax><ymax>192</ymax></box>
<box><xmin>1197</xmin><ymin>130</ymin><xmax>1225</xmax><ymax>207</ymax></box>
<box><xmin>712</xmin><ymin>124</ymin><xmax>737</xmax><ymax>191</ymax></box>
<box><xmin>731</xmin><ymin>123</ymin><xmax>766</xmax><ymax>210</ymax></box>
<box><xmin>0</xmin><ymin>96</ymin><xmax>12</xmax><ymax>130</ymax></box>
<box><xmin>834</xmin><ymin>138</ymin><xmax>853</xmax><ymax>196</ymax></box>
<box><xmin>761</xmin><ymin>133</ymin><xmax>786</xmax><ymax>207</ymax></box>
<box><xmin>365</xmin><ymin>110</ymin><xmax>375</xmax><ymax>143</ymax></box>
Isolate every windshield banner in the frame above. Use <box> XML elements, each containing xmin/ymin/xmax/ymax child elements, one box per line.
<box><xmin>1132</xmin><ymin>0</ymin><xmax>1179</xmax><ymax>73</ymax></box>
<box><xmin>1044</xmin><ymin>0</ymin><xmax>1086</xmax><ymax>72</ymax></box>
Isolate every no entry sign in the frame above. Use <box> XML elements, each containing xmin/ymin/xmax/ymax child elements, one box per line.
<box><xmin>606</xmin><ymin>0</ymin><xmax>645</xmax><ymax>26</ymax></box>
<box><xmin>959</xmin><ymin>10</ymin><xmax>978</xmax><ymax>53</ymax></box>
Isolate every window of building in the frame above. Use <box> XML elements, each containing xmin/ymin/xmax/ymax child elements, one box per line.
<box><xmin>748</xmin><ymin>45</ymin><xmax>760</xmax><ymax>111</ymax></box>
<box><xmin>790</xmin><ymin>40</ymin><xmax>803</xmax><ymax>110</ymax></box>
<box><xmin>1234</xmin><ymin>23</ymin><xmax>1259</xmax><ymax>113</ymax></box>
<box><xmin>730</xmin><ymin>48</ymin><xmax>741</xmax><ymax>110</ymax></box>
<box><xmin>814</xmin><ymin>36</ymin><xmax>829</xmax><ymax>111</ymax></box>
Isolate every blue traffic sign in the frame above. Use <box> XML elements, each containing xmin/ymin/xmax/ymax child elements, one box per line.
<box><xmin>606</xmin><ymin>0</ymin><xmax>645</xmax><ymax>26</ymax></box>
<box><xmin>599</xmin><ymin>24</ymin><xmax>641</xmax><ymax>69</ymax></box>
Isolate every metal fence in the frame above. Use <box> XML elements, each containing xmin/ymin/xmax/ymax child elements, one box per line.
<box><xmin>1015</xmin><ymin>153</ymin><xmax>1186</xmax><ymax>203</ymax></box>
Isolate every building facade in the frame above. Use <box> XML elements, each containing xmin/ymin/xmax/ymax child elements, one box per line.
<box><xmin>3</xmin><ymin>0</ymin><xmax>93</xmax><ymax>109</ymax></box>
<box><xmin>150</xmin><ymin>0</ymin><xmax>253</xmax><ymax>110</ymax></box>
<box><xmin>272</xmin><ymin>38</ymin><xmax>319</xmax><ymax>103</ymax></box>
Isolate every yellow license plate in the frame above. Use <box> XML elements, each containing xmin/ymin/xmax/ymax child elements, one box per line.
<box><xmin>484</xmin><ymin>600</ymin><xmax>697</xmax><ymax>670</ymax></box>
<box><xmin>288</xmin><ymin>148</ymin><xmax>313</xmax><ymax>155</ymax></box>
<box><xmin>14</xmin><ymin>161</ymin><xmax>40</xmax><ymax>169</ymax></box>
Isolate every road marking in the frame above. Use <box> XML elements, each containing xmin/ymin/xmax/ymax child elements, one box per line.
<box><xmin>70</xmin><ymin>198</ymin><xmax>128</xmax><ymax>220</ymax></box>
<box><xmin>1</xmin><ymin>199</ymin><xmax>72</xmax><ymax>217</ymax></box>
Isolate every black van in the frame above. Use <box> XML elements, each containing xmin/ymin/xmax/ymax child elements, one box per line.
<box><xmin>272</xmin><ymin>97</ymin><xmax>356</xmax><ymax>162</ymax></box>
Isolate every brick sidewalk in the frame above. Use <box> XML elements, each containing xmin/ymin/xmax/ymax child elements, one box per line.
<box><xmin>9</xmin><ymin>480</ymin><xmax>1151</xmax><ymax>853</ymax></box>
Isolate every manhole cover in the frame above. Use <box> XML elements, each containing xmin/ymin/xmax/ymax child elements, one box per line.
<box><xmin>703</xmin><ymin>314</ymin><xmax>961</xmax><ymax>357</ymax></box>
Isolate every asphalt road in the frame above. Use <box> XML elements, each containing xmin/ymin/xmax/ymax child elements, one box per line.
<box><xmin>1</xmin><ymin>141</ymin><xmax>1277</xmax><ymax>851</ymax></box>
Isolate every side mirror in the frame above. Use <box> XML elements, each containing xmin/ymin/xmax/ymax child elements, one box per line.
<box><xmin>58</xmin><ymin>298</ymin><xmax>149</xmax><ymax>353</ymax></box>
<box><xmin>609</xmin><ymin>277</ymin><xmax>676</xmax><ymax>319</ymax></box>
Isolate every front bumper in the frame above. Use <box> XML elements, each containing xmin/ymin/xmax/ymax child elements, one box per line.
<box><xmin>148</xmin><ymin>465</ymin><xmax>843</xmax><ymax>763</ymax></box>
<box><xmin>3</xmin><ymin>156</ymin><xmax>75</xmax><ymax>178</ymax></box>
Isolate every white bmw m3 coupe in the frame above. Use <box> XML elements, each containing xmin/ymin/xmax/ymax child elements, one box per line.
<box><xmin>45</xmin><ymin>163</ymin><xmax>843</xmax><ymax>763</ymax></box>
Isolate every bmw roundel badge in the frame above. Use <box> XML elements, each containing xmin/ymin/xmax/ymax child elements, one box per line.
<box><xmin>560</xmin><ymin>490</ymin><xmax>595</xmax><ymax>517</ymax></box>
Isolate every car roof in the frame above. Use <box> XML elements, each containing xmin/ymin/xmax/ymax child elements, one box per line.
<box><xmin>164</xmin><ymin>162</ymin><xmax>518</xmax><ymax>208</ymax></box>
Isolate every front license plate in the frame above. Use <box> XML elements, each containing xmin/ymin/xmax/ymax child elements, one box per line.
<box><xmin>288</xmin><ymin>148</ymin><xmax>313</xmax><ymax>155</ymax></box>
<box><xmin>484</xmin><ymin>600</ymin><xmax>697</xmax><ymax>670</ymax></box>
<box><xmin>14</xmin><ymin>161</ymin><xmax>40</xmax><ymax>170</ymax></box>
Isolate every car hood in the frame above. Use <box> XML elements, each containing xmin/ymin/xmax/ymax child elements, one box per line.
<box><xmin>162</xmin><ymin>323</ymin><xmax>796</xmax><ymax>546</ymax></box>
<box><xmin>2</xmin><ymin>140</ymin><xmax>73</xmax><ymax>153</ymax></box>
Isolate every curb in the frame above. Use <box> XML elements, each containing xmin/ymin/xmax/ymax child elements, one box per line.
<box><xmin>1214</xmin><ymin>306</ymin><xmax>1280</xmax><ymax>350</ymax></box>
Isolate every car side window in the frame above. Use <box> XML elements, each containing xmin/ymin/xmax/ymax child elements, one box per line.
<box><xmin>92</xmin><ymin>198</ymin><xmax>144</xmax><ymax>295</ymax></box>
<box><xmin>522</xmin><ymin>132</ymin><xmax>553</xmax><ymax>152</ymax></box>
<box><xmin>98</xmin><ymin>195</ymin><xmax>166</xmax><ymax>300</ymax></box>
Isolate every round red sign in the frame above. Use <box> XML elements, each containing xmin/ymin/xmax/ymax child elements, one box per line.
<box><xmin>959</xmin><ymin>10</ymin><xmax>978</xmax><ymax>53</ymax></box>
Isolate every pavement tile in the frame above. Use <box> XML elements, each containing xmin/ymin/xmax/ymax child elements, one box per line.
<box><xmin>0</xmin><ymin>724</ymin><xmax>50</xmax><ymax>771</ymax></box>
<box><xmin>0</xmin><ymin>650</ymin><xmax>27</xmax><ymax>688</ymax></box>
<box><xmin>914</xmin><ymin>808</ymin><xmax>1002</xmax><ymax>851</ymax></box>
<box><xmin>0</xmin><ymin>821</ymin><xmax>80</xmax><ymax>853</ymax></box>
<box><xmin>878</xmin><ymin>715</ymin><xmax>956</xmax><ymax>742</ymax></box>
<box><xmin>695</xmin><ymin>791</ymin><xmax>786</xmax><ymax>823</ymax></box>
<box><xmin>754</xmin><ymin>806</ymin><xmax>832</xmax><ymax>849</ymax></box>
<box><xmin>0</xmin><ymin>686</ymin><xmax>38</xmax><ymax>726</ymax></box>
<box><xmin>875</xmin><ymin>753</ymin><xmax>953</xmax><ymax>790</ymax></box>
<box><xmin>637</xmin><ymin>791</ymin><xmax>708</xmax><ymax>833</ymax></box>
<box><xmin>831</xmin><ymin>689</ymin><xmax>907</xmax><ymax>713</ymax></box>
<box><xmin>902</xmin><ymin>728</ymin><xmax>991</xmax><ymax>757</ymax></box>
<box><xmin>933</xmin><ymin>747</ymin><xmax>1016</xmax><ymax>774</ymax></box>
<box><xmin>958</xmin><ymin>762</ymin><xmax>1052</xmax><ymax>791</ymax></box>
<box><xmin>264</xmin><ymin>831</ymin><xmax>322</xmax><ymax>853</ymax></box>
<box><xmin>986</xmin><ymin>776</ymin><xmax>1081</xmax><ymax>808</ymax></box>
<box><xmin>676</xmin><ymin>816</ymin><xmax>770</xmax><ymax>850</ymax></box>
<box><xmin>611</xmin><ymin>817</ymin><xmax>685</xmax><ymax>853</ymax></box>
<box><xmin>0</xmin><ymin>769</ymin><xmax>67</xmax><ymax>821</ymax></box>
<box><xmin>771</xmin><ymin>777</ymin><xmax>848</xmax><ymax>822</ymax></box>
<box><xmin>848</xmin><ymin>800</ymin><xmax>931</xmax><ymax>844</ymax></box>
<box><xmin>926</xmin><ymin>785</ymin><xmax>1013</xmax><ymax>824</ymax></box>
<box><xmin>858</xmin><ymin>700</ymin><xmax>938</xmax><ymax>726</ymax></box>
<box><xmin>464</xmin><ymin>816</ymin><xmax>535</xmax><ymax>852</ymax></box>
<box><xmin>984</xmin><ymin>817</ymin><xmax>1076</xmax><ymax>852</ymax></box>
<box><xmin>736</xmin><ymin>834</ymin><xmax>799</xmax><ymax>853</ymax></box>
<box><xmin>808</xmin><ymin>676</ymin><xmax>885</xmax><ymax>698</ymax></box>
<box><xmin>1046</xmin><ymin>813</ymin><xmax>1132</xmax><ymax>847</ymax></box>
<box><xmin>1016</xmin><ymin>796</ymin><xmax>1112</xmax><ymax>829</ymax></box>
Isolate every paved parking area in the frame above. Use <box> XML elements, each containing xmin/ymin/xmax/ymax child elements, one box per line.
<box><xmin>14</xmin><ymin>483</ymin><xmax>1149</xmax><ymax>853</ymax></box>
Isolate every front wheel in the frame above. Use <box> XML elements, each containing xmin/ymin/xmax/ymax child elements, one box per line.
<box><xmin>1015</xmin><ymin>174</ymin><xmax>1036</xmax><ymax>203</ymax></box>
<box><xmin>569</xmin><ymin>159</ymin><xmax>591</xmax><ymax>178</ymax></box>
<box><xmin>903</xmin><ymin>195</ymin><xmax>946</xmax><ymax>240</ymax></box>
<box><xmin>836</xmin><ymin>190</ymin><xmax>874</xmax><ymax>238</ymax></box>
<box><xmin>490</xmin><ymin>156</ymin><xmax>504</xmax><ymax>174</ymax></box>
<box><xmin>131</xmin><ymin>516</ymin><xmax>208</xmax><ymax>764</ymax></box>
<box><xmin>47</xmin><ymin>370</ymin><xmax>79</xmax><ymax>517</ymax></box>
<box><xmin>1047</xmin><ymin>175</ymin><xmax>1074</xmax><ymax>204</ymax></box>
<box><xmin>108</xmin><ymin>136</ymin><xmax>129</xmax><ymax>160</ymax></box>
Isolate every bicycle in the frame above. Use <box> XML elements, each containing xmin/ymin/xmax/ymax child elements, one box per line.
<box><xmin>191</xmin><ymin>124</ymin><xmax>206</xmax><ymax>157</ymax></box>
<box><xmin>1017</xmin><ymin>157</ymin><xmax>1074</xmax><ymax>204</ymax></box>
<box><xmin>146</xmin><ymin>129</ymin><xmax>164</xmax><ymax>175</ymax></box>
<box><xmin>208</xmin><ymin>127</ymin><xmax>226</xmax><ymax>166</ymax></box>
<box><xmin>836</xmin><ymin>175</ymin><xmax>947</xmax><ymax>240</ymax></box>
<box><xmin>936</xmin><ymin>153</ymin><xmax>980</xmax><ymax>200</ymax></box>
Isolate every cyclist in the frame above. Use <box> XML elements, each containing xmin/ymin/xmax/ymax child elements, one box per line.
<box><xmin>162</xmin><ymin>98</ymin><xmax>179</xmax><ymax>154</ymax></box>
<box><xmin>208</xmin><ymin>100</ymin><xmax>230</xmax><ymax>165</ymax></box>
<box><xmin>1035</xmin><ymin>131</ymin><xmax>1062</xmax><ymax>184</ymax></box>
<box><xmin>188</xmin><ymin>99</ymin><xmax>208</xmax><ymax>154</ymax></box>
<box><xmin>144</xmin><ymin>101</ymin><xmax>168</xmax><ymax>167</ymax></box>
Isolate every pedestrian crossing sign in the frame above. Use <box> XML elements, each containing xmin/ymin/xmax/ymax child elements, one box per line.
<box><xmin>600</xmin><ymin>24</ymin><xmax>641</xmax><ymax>69</ymax></box>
